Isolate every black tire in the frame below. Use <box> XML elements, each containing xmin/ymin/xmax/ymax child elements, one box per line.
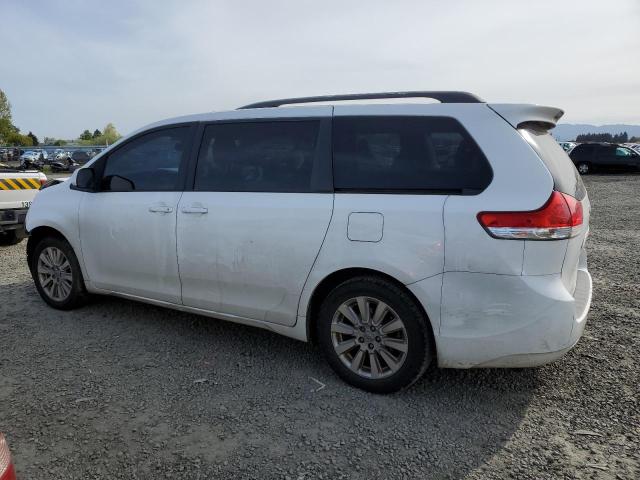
<box><xmin>0</xmin><ymin>231</ymin><xmax>22</xmax><ymax>246</ymax></box>
<box><xmin>30</xmin><ymin>236</ymin><xmax>88</xmax><ymax>310</ymax></box>
<box><xmin>316</xmin><ymin>276</ymin><xmax>433</xmax><ymax>394</ymax></box>
<box><xmin>577</xmin><ymin>162</ymin><xmax>591</xmax><ymax>175</ymax></box>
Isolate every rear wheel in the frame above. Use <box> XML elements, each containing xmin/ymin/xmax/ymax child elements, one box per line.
<box><xmin>317</xmin><ymin>276</ymin><xmax>433</xmax><ymax>393</ymax></box>
<box><xmin>577</xmin><ymin>162</ymin><xmax>591</xmax><ymax>175</ymax></box>
<box><xmin>31</xmin><ymin>236</ymin><xmax>88</xmax><ymax>309</ymax></box>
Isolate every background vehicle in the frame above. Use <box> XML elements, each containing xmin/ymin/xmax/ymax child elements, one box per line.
<box><xmin>0</xmin><ymin>434</ymin><xmax>16</xmax><ymax>480</ymax></box>
<box><xmin>558</xmin><ymin>141</ymin><xmax>576</xmax><ymax>153</ymax></box>
<box><xmin>26</xmin><ymin>91</ymin><xmax>591</xmax><ymax>393</ymax></box>
<box><xmin>626</xmin><ymin>143</ymin><xmax>640</xmax><ymax>154</ymax></box>
<box><xmin>70</xmin><ymin>150</ymin><xmax>91</xmax><ymax>164</ymax></box>
<box><xmin>19</xmin><ymin>151</ymin><xmax>38</xmax><ymax>162</ymax></box>
<box><xmin>1</xmin><ymin>168</ymin><xmax>46</xmax><ymax>245</ymax></box>
<box><xmin>569</xmin><ymin>142</ymin><xmax>640</xmax><ymax>174</ymax></box>
<box><xmin>18</xmin><ymin>151</ymin><xmax>42</xmax><ymax>170</ymax></box>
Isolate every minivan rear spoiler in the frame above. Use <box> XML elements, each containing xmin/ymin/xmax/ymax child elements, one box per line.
<box><xmin>488</xmin><ymin>104</ymin><xmax>564</xmax><ymax>131</ymax></box>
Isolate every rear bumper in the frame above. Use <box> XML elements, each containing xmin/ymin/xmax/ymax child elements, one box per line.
<box><xmin>426</xmin><ymin>268</ymin><xmax>592</xmax><ymax>368</ymax></box>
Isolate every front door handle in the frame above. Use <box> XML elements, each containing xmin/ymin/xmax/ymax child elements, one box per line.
<box><xmin>181</xmin><ymin>206</ymin><xmax>208</xmax><ymax>214</ymax></box>
<box><xmin>148</xmin><ymin>205</ymin><xmax>173</xmax><ymax>214</ymax></box>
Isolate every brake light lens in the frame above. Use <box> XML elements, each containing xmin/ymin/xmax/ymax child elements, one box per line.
<box><xmin>477</xmin><ymin>191</ymin><xmax>583</xmax><ymax>240</ymax></box>
<box><xmin>0</xmin><ymin>434</ymin><xmax>16</xmax><ymax>480</ymax></box>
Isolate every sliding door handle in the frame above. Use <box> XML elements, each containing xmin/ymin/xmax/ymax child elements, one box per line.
<box><xmin>181</xmin><ymin>206</ymin><xmax>208</xmax><ymax>214</ymax></box>
<box><xmin>148</xmin><ymin>205</ymin><xmax>173</xmax><ymax>214</ymax></box>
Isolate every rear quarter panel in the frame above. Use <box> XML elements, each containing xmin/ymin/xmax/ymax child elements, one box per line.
<box><xmin>442</xmin><ymin>105</ymin><xmax>554</xmax><ymax>275</ymax></box>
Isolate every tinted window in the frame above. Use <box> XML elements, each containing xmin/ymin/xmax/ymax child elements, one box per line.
<box><xmin>570</xmin><ymin>144</ymin><xmax>594</xmax><ymax>158</ymax></box>
<box><xmin>102</xmin><ymin>127</ymin><xmax>190</xmax><ymax>191</ymax></box>
<box><xmin>332</xmin><ymin>116</ymin><xmax>492</xmax><ymax>193</ymax></box>
<box><xmin>194</xmin><ymin>121</ymin><xmax>320</xmax><ymax>192</ymax></box>
<box><xmin>598</xmin><ymin>145</ymin><xmax>616</xmax><ymax>156</ymax></box>
<box><xmin>520</xmin><ymin>128</ymin><xmax>586</xmax><ymax>200</ymax></box>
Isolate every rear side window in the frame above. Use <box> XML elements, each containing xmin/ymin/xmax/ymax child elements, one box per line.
<box><xmin>332</xmin><ymin>116</ymin><xmax>492</xmax><ymax>193</ymax></box>
<box><xmin>598</xmin><ymin>145</ymin><xmax>615</xmax><ymax>156</ymax></box>
<box><xmin>194</xmin><ymin>121</ymin><xmax>321</xmax><ymax>192</ymax></box>
<box><xmin>520</xmin><ymin>128</ymin><xmax>586</xmax><ymax>200</ymax></box>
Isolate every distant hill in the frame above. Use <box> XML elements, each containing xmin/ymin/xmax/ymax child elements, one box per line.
<box><xmin>552</xmin><ymin>124</ymin><xmax>640</xmax><ymax>141</ymax></box>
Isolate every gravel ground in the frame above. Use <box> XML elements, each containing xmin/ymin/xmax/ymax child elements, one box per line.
<box><xmin>1</xmin><ymin>174</ymin><xmax>638</xmax><ymax>480</ymax></box>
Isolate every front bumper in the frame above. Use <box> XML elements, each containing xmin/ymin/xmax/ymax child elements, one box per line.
<box><xmin>411</xmin><ymin>268</ymin><xmax>592</xmax><ymax>368</ymax></box>
<box><xmin>0</xmin><ymin>208</ymin><xmax>28</xmax><ymax>236</ymax></box>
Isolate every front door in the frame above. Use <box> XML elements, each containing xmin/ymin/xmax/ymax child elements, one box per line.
<box><xmin>177</xmin><ymin>117</ymin><xmax>333</xmax><ymax>326</ymax></box>
<box><xmin>79</xmin><ymin>125</ymin><xmax>194</xmax><ymax>303</ymax></box>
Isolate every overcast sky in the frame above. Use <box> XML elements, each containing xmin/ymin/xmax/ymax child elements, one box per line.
<box><xmin>1</xmin><ymin>0</ymin><xmax>639</xmax><ymax>139</ymax></box>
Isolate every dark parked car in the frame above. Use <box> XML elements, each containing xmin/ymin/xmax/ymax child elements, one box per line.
<box><xmin>569</xmin><ymin>143</ymin><xmax>640</xmax><ymax>174</ymax></box>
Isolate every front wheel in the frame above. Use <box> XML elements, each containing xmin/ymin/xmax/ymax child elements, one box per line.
<box><xmin>317</xmin><ymin>276</ymin><xmax>433</xmax><ymax>393</ymax></box>
<box><xmin>30</xmin><ymin>236</ymin><xmax>88</xmax><ymax>310</ymax></box>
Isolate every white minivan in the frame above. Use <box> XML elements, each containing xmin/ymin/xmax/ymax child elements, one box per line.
<box><xmin>26</xmin><ymin>92</ymin><xmax>592</xmax><ymax>393</ymax></box>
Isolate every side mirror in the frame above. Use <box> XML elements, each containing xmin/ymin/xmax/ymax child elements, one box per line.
<box><xmin>107</xmin><ymin>175</ymin><xmax>135</xmax><ymax>192</ymax></box>
<box><xmin>72</xmin><ymin>168</ymin><xmax>95</xmax><ymax>192</ymax></box>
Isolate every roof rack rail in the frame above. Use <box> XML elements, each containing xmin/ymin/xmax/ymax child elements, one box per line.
<box><xmin>238</xmin><ymin>91</ymin><xmax>484</xmax><ymax>109</ymax></box>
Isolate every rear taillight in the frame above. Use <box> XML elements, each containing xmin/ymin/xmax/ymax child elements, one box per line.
<box><xmin>0</xmin><ymin>434</ymin><xmax>16</xmax><ymax>480</ymax></box>
<box><xmin>39</xmin><ymin>178</ymin><xmax>47</xmax><ymax>187</ymax></box>
<box><xmin>477</xmin><ymin>191</ymin><xmax>583</xmax><ymax>240</ymax></box>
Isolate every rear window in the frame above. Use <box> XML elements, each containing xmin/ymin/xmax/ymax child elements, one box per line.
<box><xmin>519</xmin><ymin>128</ymin><xmax>586</xmax><ymax>200</ymax></box>
<box><xmin>332</xmin><ymin>116</ymin><xmax>492</xmax><ymax>194</ymax></box>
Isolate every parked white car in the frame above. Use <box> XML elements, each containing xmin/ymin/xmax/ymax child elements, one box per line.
<box><xmin>25</xmin><ymin>91</ymin><xmax>592</xmax><ymax>392</ymax></box>
<box><xmin>19</xmin><ymin>151</ymin><xmax>39</xmax><ymax>161</ymax></box>
<box><xmin>0</xmin><ymin>168</ymin><xmax>47</xmax><ymax>245</ymax></box>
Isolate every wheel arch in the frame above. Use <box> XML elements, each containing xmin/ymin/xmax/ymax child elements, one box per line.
<box><xmin>27</xmin><ymin>225</ymin><xmax>72</xmax><ymax>273</ymax></box>
<box><xmin>305</xmin><ymin>267</ymin><xmax>437</xmax><ymax>351</ymax></box>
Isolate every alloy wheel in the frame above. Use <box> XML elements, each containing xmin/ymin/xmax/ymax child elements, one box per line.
<box><xmin>37</xmin><ymin>246</ymin><xmax>73</xmax><ymax>301</ymax></box>
<box><xmin>331</xmin><ymin>296</ymin><xmax>408</xmax><ymax>379</ymax></box>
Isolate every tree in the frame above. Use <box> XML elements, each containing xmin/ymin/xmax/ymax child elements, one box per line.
<box><xmin>0</xmin><ymin>89</ymin><xmax>11</xmax><ymax>121</ymax></box>
<box><xmin>0</xmin><ymin>117</ymin><xmax>15</xmax><ymax>143</ymax></box>
<box><xmin>79</xmin><ymin>129</ymin><xmax>93</xmax><ymax>141</ymax></box>
<box><xmin>575</xmin><ymin>132</ymin><xmax>629</xmax><ymax>143</ymax></box>
<box><xmin>43</xmin><ymin>136</ymin><xmax>67</xmax><ymax>146</ymax></box>
<box><xmin>0</xmin><ymin>118</ymin><xmax>22</xmax><ymax>146</ymax></box>
<box><xmin>5</xmin><ymin>131</ymin><xmax>33</xmax><ymax>146</ymax></box>
<box><xmin>102</xmin><ymin>123</ymin><xmax>120</xmax><ymax>144</ymax></box>
<box><xmin>27</xmin><ymin>131</ymin><xmax>39</xmax><ymax>146</ymax></box>
<box><xmin>77</xmin><ymin>123</ymin><xmax>121</xmax><ymax>146</ymax></box>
